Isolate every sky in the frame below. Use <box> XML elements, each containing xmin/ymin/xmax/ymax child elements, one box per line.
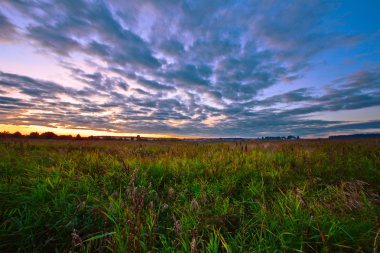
<box><xmin>0</xmin><ymin>0</ymin><xmax>379</xmax><ymax>138</ymax></box>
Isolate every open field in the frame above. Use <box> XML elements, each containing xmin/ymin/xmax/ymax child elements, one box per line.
<box><xmin>0</xmin><ymin>139</ymin><xmax>379</xmax><ymax>252</ymax></box>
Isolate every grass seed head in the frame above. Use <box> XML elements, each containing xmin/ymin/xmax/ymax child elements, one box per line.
<box><xmin>162</xmin><ymin>203</ymin><xmax>169</xmax><ymax>212</ymax></box>
<box><xmin>172</xmin><ymin>215</ymin><xmax>182</xmax><ymax>235</ymax></box>
<box><xmin>71</xmin><ymin>229</ymin><xmax>83</xmax><ymax>250</ymax></box>
<box><xmin>191</xmin><ymin>237</ymin><xmax>197</xmax><ymax>253</ymax></box>
<box><xmin>190</xmin><ymin>198</ymin><xmax>200</xmax><ymax>212</ymax></box>
<box><xmin>168</xmin><ymin>187</ymin><xmax>175</xmax><ymax>199</ymax></box>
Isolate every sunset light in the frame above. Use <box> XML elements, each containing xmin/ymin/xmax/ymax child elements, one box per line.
<box><xmin>1</xmin><ymin>1</ymin><xmax>380</xmax><ymax>252</ymax></box>
<box><xmin>0</xmin><ymin>1</ymin><xmax>379</xmax><ymax>138</ymax></box>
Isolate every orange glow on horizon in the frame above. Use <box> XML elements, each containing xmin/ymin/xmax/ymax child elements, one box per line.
<box><xmin>0</xmin><ymin>124</ymin><xmax>198</xmax><ymax>139</ymax></box>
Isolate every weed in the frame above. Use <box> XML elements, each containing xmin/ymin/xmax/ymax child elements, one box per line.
<box><xmin>0</xmin><ymin>139</ymin><xmax>379</xmax><ymax>252</ymax></box>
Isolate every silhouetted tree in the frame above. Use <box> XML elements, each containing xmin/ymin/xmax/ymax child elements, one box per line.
<box><xmin>0</xmin><ymin>131</ymin><xmax>11</xmax><ymax>138</ymax></box>
<box><xmin>58</xmin><ymin>134</ymin><xmax>72</xmax><ymax>139</ymax></box>
<box><xmin>75</xmin><ymin>134</ymin><xmax>82</xmax><ymax>140</ymax></box>
<box><xmin>41</xmin><ymin>131</ymin><xmax>57</xmax><ymax>139</ymax></box>
<box><xmin>13</xmin><ymin>131</ymin><xmax>23</xmax><ymax>138</ymax></box>
<box><xmin>136</xmin><ymin>135</ymin><xmax>141</xmax><ymax>141</ymax></box>
<box><xmin>29</xmin><ymin>132</ymin><xmax>40</xmax><ymax>138</ymax></box>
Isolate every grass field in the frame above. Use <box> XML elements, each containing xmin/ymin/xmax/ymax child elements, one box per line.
<box><xmin>0</xmin><ymin>139</ymin><xmax>379</xmax><ymax>252</ymax></box>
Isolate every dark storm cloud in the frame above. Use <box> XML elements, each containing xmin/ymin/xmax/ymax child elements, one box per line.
<box><xmin>1</xmin><ymin>0</ymin><xmax>379</xmax><ymax>136</ymax></box>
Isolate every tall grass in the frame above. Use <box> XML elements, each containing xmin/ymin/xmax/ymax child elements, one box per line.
<box><xmin>0</xmin><ymin>139</ymin><xmax>379</xmax><ymax>252</ymax></box>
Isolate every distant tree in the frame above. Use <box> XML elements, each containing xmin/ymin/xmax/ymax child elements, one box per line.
<box><xmin>29</xmin><ymin>132</ymin><xmax>40</xmax><ymax>138</ymax></box>
<box><xmin>0</xmin><ymin>131</ymin><xmax>11</xmax><ymax>138</ymax></box>
<box><xmin>58</xmin><ymin>134</ymin><xmax>72</xmax><ymax>139</ymax></box>
<box><xmin>75</xmin><ymin>134</ymin><xmax>82</xmax><ymax>140</ymax></box>
<box><xmin>41</xmin><ymin>131</ymin><xmax>57</xmax><ymax>139</ymax></box>
<box><xmin>13</xmin><ymin>131</ymin><xmax>23</xmax><ymax>138</ymax></box>
<box><xmin>136</xmin><ymin>135</ymin><xmax>141</xmax><ymax>141</ymax></box>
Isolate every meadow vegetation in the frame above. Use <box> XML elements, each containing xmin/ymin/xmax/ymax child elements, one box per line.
<box><xmin>0</xmin><ymin>139</ymin><xmax>379</xmax><ymax>252</ymax></box>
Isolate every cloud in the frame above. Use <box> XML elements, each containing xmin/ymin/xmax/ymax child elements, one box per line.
<box><xmin>0</xmin><ymin>0</ymin><xmax>379</xmax><ymax>136</ymax></box>
<box><xmin>1</xmin><ymin>67</ymin><xmax>379</xmax><ymax>137</ymax></box>
<box><xmin>0</xmin><ymin>11</ymin><xmax>18</xmax><ymax>42</ymax></box>
<box><xmin>137</xmin><ymin>77</ymin><xmax>176</xmax><ymax>91</ymax></box>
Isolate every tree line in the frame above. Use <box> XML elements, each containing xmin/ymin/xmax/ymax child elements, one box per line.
<box><xmin>0</xmin><ymin>131</ymin><xmax>83</xmax><ymax>140</ymax></box>
<box><xmin>0</xmin><ymin>131</ymin><xmax>143</xmax><ymax>141</ymax></box>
